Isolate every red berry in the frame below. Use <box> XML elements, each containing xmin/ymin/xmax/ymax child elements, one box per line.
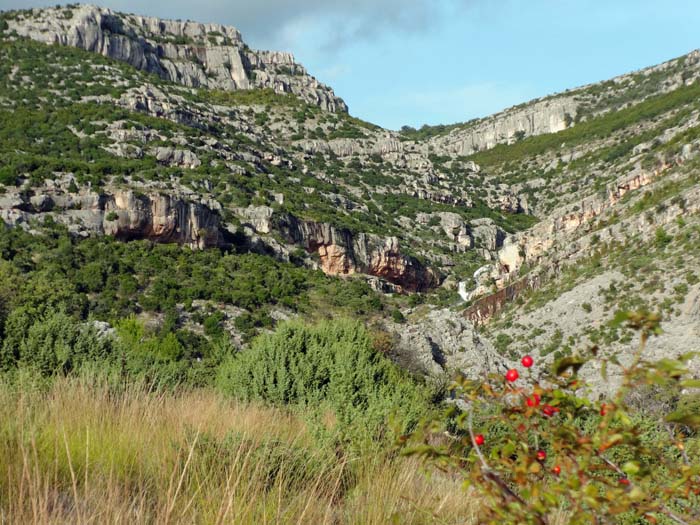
<box><xmin>474</xmin><ymin>434</ymin><xmax>485</xmax><ymax>446</ymax></box>
<box><xmin>542</xmin><ymin>405</ymin><xmax>559</xmax><ymax>417</ymax></box>
<box><xmin>600</xmin><ymin>404</ymin><xmax>608</xmax><ymax>416</ymax></box>
<box><xmin>521</xmin><ymin>355</ymin><xmax>534</xmax><ymax>368</ymax></box>
<box><xmin>552</xmin><ymin>465</ymin><xmax>561</xmax><ymax>475</ymax></box>
<box><xmin>505</xmin><ymin>369</ymin><xmax>519</xmax><ymax>382</ymax></box>
<box><xmin>536</xmin><ymin>450</ymin><xmax>547</xmax><ymax>461</ymax></box>
<box><xmin>619</xmin><ymin>477</ymin><xmax>630</xmax><ymax>486</ymax></box>
<box><xmin>526</xmin><ymin>393</ymin><xmax>541</xmax><ymax>407</ymax></box>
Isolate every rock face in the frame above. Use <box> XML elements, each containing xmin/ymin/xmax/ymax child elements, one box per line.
<box><xmin>103</xmin><ymin>190</ymin><xmax>223</xmax><ymax>248</ymax></box>
<box><xmin>428</xmin><ymin>97</ymin><xmax>577</xmax><ymax>156</ymax></box>
<box><xmin>462</xmin><ymin>155</ymin><xmax>700</xmax><ymax>323</ymax></box>
<box><xmin>6</xmin><ymin>4</ymin><xmax>346</xmax><ymax>112</ymax></box>
<box><xmin>469</xmin><ymin>218</ymin><xmax>506</xmax><ymax>253</ymax></box>
<box><xmin>0</xmin><ymin>180</ymin><xmax>224</xmax><ymax>249</ymax></box>
<box><xmin>273</xmin><ymin>214</ymin><xmax>440</xmax><ymax>292</ymax></box>
<box><xmin>235</xmin><ymin>206</ymin><xmax>441</xmax><ymax>291</ymax></box>
<box><xmin>423</xmin><ymin>50</ymin><xmax>700</xmax><ymax>157</ymax></box>
<box><xmin>0</xmin><ymin>179</ymin><xmax>441</xmax><ymax>291</ymax></box>
<box><xmin>386</xmin><ymin>308</ymin><xmax>511</xmax><ymax>376</ymax></box>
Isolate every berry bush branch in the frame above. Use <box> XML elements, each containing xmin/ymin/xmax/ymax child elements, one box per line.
<box><xmin>404</xmin><ymin>311</ymin><xmax>700</xmax><ymax>524</ymax></box>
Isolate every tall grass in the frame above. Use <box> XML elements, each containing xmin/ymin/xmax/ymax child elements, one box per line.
<box><xmin>0</xmin><ymin>374</ymin><xmax>478</xmax><ymax>524</ymax></box>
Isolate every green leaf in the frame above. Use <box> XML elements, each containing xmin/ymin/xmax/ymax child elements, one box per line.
<box><xmin>502</xmin><ymin>442</ymin><xmax>516</xmax><ymax>458</ymax></box>
<box><xmin>653</xmin><ymin>358</ymin><xmax>687</xmax><ymax>378</ymax></box>
<box><xmin>677</xmin><ymin>351</ymin><xmax>699</xmax><ymax>362</ymax></box>
<box><xmin>680</xmin><ymin>379</ymin><xmax>700</xmax><ymax>388</ymax></box>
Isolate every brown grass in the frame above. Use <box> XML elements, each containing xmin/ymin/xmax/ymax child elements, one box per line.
<box><xmin>0</xmin><ymin>375</ymin><xmax>480</xmax><ymax>524</ymax></box>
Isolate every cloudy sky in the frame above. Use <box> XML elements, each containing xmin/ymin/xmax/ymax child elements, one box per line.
<box><xmin>2</xmin><ymin>0</ymin><xmax>700</xmax><ymax>129</ymax></box>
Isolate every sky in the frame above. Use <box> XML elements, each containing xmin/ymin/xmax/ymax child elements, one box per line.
<box><xmin>1</xmin><ymin>1</ymin><xmax>700</xmax><ymax>130</ymax></box>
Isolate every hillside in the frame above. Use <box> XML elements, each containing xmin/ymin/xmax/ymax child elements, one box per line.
<box><xmin>1</xmin><ymin>4</ymin><xmax>699</xmax><ymax>384</ymax></box>
<box><xmin>1</xmin><ymin>4</ymin><xmax>700</xmax><ymax>523</ymax></box>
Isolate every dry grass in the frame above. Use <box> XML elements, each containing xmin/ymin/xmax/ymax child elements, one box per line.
<box><xmin>0</xmin><ymin>375</ymin><xmax>480</xmax><ymax>524</ymax></box>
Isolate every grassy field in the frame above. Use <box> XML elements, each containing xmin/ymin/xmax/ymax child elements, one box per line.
<box><xmin>0</xmin><ymin>374</ymin><xmax>481</xmax><ymax>525</ymax></box>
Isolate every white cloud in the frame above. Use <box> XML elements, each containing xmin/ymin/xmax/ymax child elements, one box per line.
<box><xmin>0</xmin><ymin>0</ymin><xmax>471</xmax><ymax>51</ymax></box>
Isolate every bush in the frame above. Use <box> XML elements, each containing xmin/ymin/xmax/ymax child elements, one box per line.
<box><xmin>1</xmin><ymin>310</ymin><xmax>114</xmax><ymax>374</ymax></box>
<box><xmin>655</xmin><ymin>227</ymin><xmax>672</xmax><ymax>248</ymax></box>
<box><xmin>407</xmin><ymin>312</ymin><xmax>700</xmax><ymax>523</ymax></box>
<box><xmin>390</xmin><ymin>308</ymin><xmax>406</xmax><ymax>323</ymax></box>
<box><xmin>217</xmin><ymin>319</ymin><xmax>432</xmax><ymax>444</ymax></box>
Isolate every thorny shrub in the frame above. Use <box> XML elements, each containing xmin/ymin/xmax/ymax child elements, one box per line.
<box><xmin>405</xmin><ymin>312</ymin><xmax>700</xmax><ymax>524</ymax></box>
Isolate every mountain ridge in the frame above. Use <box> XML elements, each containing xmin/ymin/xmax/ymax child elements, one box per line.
<box><xmin>1</xmin><ymin>3</ymin><xmax>347</xmax><ymax>112</ymax></box>
<box><xmin>0</xmin><ymin>4</ymin><xmax>698</xmax><ymax>390</ymax></box>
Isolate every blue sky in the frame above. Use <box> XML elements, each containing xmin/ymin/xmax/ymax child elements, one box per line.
<box><xmin>2</xmin><ymin>0</ymin><xmax>700</xmax><ymax>129</ymax></box>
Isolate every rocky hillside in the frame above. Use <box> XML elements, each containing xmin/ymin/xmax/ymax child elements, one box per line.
<box><xmin>0</xmin><ymin>4</ymin><xmax>699</xmax><ymax>390</ymax></box>
<box><xmin>3</xmin><ymin>4</ymin><xmax>346</xmax><ymax>111</ymax></box>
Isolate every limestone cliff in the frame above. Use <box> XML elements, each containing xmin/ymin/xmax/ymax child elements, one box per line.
<box><xmin>235</xmin><ymin>206</ymin><xmax>439</xmax><ymax>292</ymax></box>
<box><xmin>0</xmin><ymin>180</ymin><xmax>439</xmax><ymax>292</ymax></box>
<box><xmin>276</xmin><ymin>213</ymin><xmax>440</xmax><ymax>292</ymax></box>
<box><xmin>0</xmin><ymin>181</ymin><xmax>224</xmax><ymax>249</ymax></box>
<box><xmin>5</xmin><ymin>4</ymin><xmax>346</xmax><ymax>112</ymax></box>
<box><xmin>428</xmin><ymin>97</ymin><xmax>577</xmax><ymax>156</ymax></box>
<box><xmin>424</xmin><ymin>49</ymin><xmax>700</xmax><ymax>157</ymax></box>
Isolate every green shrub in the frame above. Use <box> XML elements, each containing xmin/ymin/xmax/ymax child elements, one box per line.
<box><xmin>407</xmin><ymin>312</ymin><xmax>700</xmax><ymax>524</ymax></box>
<box><xmin>390</xmin><ymin>308</ymin><xmax>406</xmax><ymax>323</ymax></box>
<box><xmin>1</xmin><ymin>310</ymin><xmax>113</xmax><ymax>374</ymax></box>
<box><xmin>216</xmin><ymin>319</ymin><xmax>432</xmax><ymax>444</ymax></box>
<box><xmin>655</xmin><ymin>227</ymin><xmax>672</xmax><ymax>248</ymax></box>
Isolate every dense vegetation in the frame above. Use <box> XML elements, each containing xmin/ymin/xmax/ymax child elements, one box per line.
<box><xmin>0</xmin><ymin>225</ymin><xmax>446</xmax><ymax>522</ymax></box>
<box><xmin>0</xmin><ymin>223</ymin><xmax>391</xmax><ymax>367</ymax></box>
<box><xmin>218</xmin><ymin>320</ymin><xmax>434</xmax><ymax>446</ymax></box>
<box><xmin>1</xmin><ymin>10</ymin><xmax>699</xmax><ymax>522</ymax></box>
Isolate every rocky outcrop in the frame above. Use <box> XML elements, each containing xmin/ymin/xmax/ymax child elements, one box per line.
<box><xmin>103</xmin><ymin>190</ymin><xmax>223</xmax><ymax>248</ymax></box>
<box><xmin>496</xmin><ymin>165</ymin><xmax>665</xmax><ymax>281</ymax></box>
<box><xmin>151</xmin><ymin>147</ymin><xmax>201</xmax><ymax>169</ymax></box>
<box><xmin>1</xmin><ymin>181</ymin><xmax>438</xmax><ymax>290</ymax></box>
<box><xmin>0</xmin><ymin>180</ymin><xmax>224</xmax><ymax>249</ymax></box>
<box><xmin>386</xmin><ymin>308</ymin><xmax>511</xmax><ymax>376</ymax></box>
<box><xmin>299</xmin><ymin>136</ymin><xmax>403</xmax><ymax>157</ymax></box>
<box><xmin>428</xmin><ymin>97</ymin><xmax>577</xmax><ymax>156</ymax></box>
<box><xmin>271</xmin><ymin>214</ymin><xmax>439</xmax><ymax>292</ymax></box>
<box><xmin>414</xmin><ymin>214</ymin><xmax>506</xmax><ymax>256</ymax></box>
<box><xmin>486</xmin><ymin>185</ymin><xmax>530</xmax><ymax>214</ymax></box>
<box><xmin>424</xmin><ymin>51</ymin><xmax>700</xmax><ymax>159</ymax></box>
<box><xmin>462</xmin><ymin>161</ymin><xmax>700</xmax><ymax>323</ymax></box>
<box><xmin>469</xmin><ymin>218</ymin><xmax>506</xmax><ymax>253</ymax></box>
<box><xmin>6</xmin><ymin>5</ymin><xmax>346</xmax><ymax>112</ymax></box>
<box><xmin>464</xmin><ymin>274</ymin><xmax>542</xmax><ymax>326</ymax></box>
<box><xmin>230</xmin><ymin>205</ymin><xmax>441</xmax><ymax>291</ymax></box>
